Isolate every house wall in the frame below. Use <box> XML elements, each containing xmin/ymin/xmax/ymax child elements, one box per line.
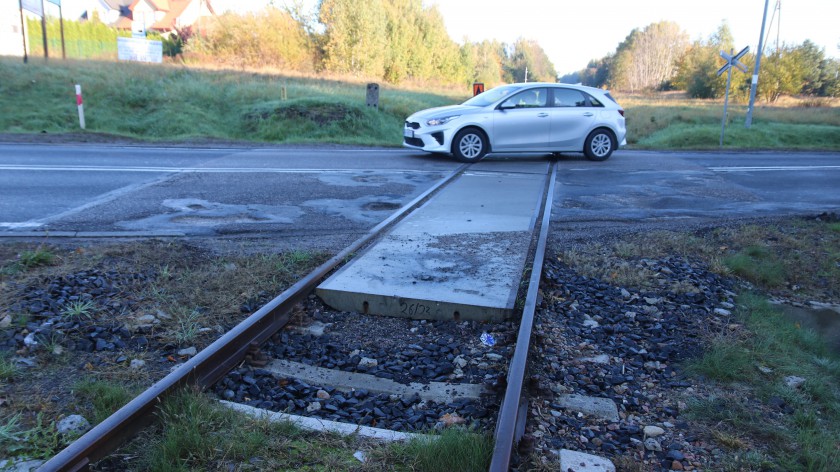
<box><xmin>1</xmin><ymin>3</ymin><xmax>25</xmax><ymax>57</ymax></box>
<box><xmin>133</xmin><ymin>0</ymin><xmax>160</xmax><ymax>31</ymax></box>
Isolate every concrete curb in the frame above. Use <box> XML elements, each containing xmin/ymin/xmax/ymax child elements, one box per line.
<box><xmin>221</xmin><ymin>401</ymin><xmax>434</xmax><ymax>442</ymax></box>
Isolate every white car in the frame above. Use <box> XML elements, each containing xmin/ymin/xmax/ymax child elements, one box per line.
<box><xmin>403</xmin><ymin>83</ymin><xmax>626</xmax><ymax>162</ymax></box>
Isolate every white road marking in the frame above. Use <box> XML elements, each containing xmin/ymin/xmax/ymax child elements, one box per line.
<box><xmin>709</xmin><ymin>165</ymin><xmax>840</xmax><ymax>172</ymax></box>
<box><xmin>0</xmin><ymin>222</ymin><xmax>42</xmax><ymax>229</ymax></box>
<box><xmin>0</xmin><ymin>165</ymin><xmax>438</xmax><ymax>174</ymax></box>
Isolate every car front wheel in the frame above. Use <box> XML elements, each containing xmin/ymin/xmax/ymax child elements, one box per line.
<box><xmin>584</xmin><ymin>129</ymin><xmax>616</xmax><ymax>161</ymax></box>
<box><xmin>452</xmin><ymin>128</ymin><xmax>488</xmax><ymax>163</ymax></box>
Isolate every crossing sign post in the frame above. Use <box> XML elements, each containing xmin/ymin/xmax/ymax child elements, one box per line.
<box><xmin>717</xmin><ymin>46</ymin><xmax>750</xmax><ymax>147</ymax></box>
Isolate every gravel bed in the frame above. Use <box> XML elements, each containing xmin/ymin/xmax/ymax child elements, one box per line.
<box><xmin>212</xmin><ymin>367</ymin><xmax>494</xmax><ymax>432</ymax></box>
<box><xmin>210</xmin><ymin>296</ymin><xmax>519</xmax><ymax>433</ymax></box>
<box><xmin>527</xmin><ymin>254</ymin><xmax>741</xmax><ymax>471</ymax></box>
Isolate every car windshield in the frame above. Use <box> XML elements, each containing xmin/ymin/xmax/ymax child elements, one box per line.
<box><xmin>461</xmin><ymin>84</ymin><xmax>524</xmax><ymax>107</ymax></box>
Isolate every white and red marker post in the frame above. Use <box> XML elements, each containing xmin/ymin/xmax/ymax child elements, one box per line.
<box><xmin>75</xmin><ymin>84</ymin><xmax>86</xmax><ymax>129</ymax></box>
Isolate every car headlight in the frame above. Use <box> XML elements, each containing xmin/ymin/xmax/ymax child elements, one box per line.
<box><xmin>426</xmin><ymin>115</ymin><xmax>460</xmax><ymax>126</ymax></box>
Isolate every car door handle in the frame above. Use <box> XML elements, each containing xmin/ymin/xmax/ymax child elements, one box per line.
<box><xmin>583</xmin><ymin>112</ymin><xmax>594</xmax><ymax>117</ymax></box>
<box><xmin>537</xmin><ymin>113</ymin><xmax>549</xmax><ymax>117</ymax></box>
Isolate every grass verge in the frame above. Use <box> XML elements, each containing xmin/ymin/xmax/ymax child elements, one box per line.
<box><xmin>685</xmin><ymin>294</ymin><xmax>840</xmax><ymax>471</ymax></box>
<box><xmin>2</xmin><ymin>57</ymin><xmax>839</xmax><ymax>149</ymax></box>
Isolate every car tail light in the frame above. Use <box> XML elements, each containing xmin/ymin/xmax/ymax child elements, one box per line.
<box><xmin>618</xmin><ymin>109</ymin><xmax>625</xmax><ymax>117</ymax></box>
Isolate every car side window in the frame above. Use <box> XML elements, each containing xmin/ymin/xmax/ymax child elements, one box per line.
<box><xmin>553</xmin><ymin>89</ymin><xmax>588</xmax><ymax>107</ymax></box>
<box><xmin>587</xmin><ymin>95</ymin><xmax>604</xmax><ymax>107</ymax></box>
<box><xmin>501</xmin><ymin>88</ymin><xmax>548</xmax><ymax>108</ymax></box>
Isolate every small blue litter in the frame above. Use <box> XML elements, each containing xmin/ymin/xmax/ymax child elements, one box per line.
<box><xmin>480</xmin><ymin>332</ymin><xmax>496</xmax><ymax>346</ymax></box>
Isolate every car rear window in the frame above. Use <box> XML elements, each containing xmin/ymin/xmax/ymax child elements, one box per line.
<box><xmin>603</xmin><ymin>92</ymin><xmax>619</xmax><ymax>105</ymax></box>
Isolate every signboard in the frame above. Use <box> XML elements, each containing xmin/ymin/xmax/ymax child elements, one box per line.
<box><xmin>473</xmin><ymin>83</ymin><xmax>485</xmax><ymax>96</ymax></box>
<box><xmin>117</xmin><ymin>37</ymin><xmax>163</xmax><ymax>63</ymax></box>
<box><xmin>21</xmin><ymin>0</ymin><xmax>43</xmax><ymax>16</ymax></box>
<box><xmin>717</xmin><ymin>46</ymin><xmax>749</xmax><ymax>77</ymax></box>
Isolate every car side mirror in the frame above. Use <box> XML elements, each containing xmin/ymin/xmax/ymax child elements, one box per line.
<box><xmin>498</xmin><ymin>101</ymin><xmax>516</xmax><ymax>110</ymax></box>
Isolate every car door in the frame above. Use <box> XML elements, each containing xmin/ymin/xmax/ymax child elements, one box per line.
<box><xmin>491</xmin><ymin>88</ymin><xmax>550</xmax><ymax>151</ymax></box>
<box><xmin>547</xmin><ymin>88</ymin><xmax>597</xmax><ymax>150</ymax></box>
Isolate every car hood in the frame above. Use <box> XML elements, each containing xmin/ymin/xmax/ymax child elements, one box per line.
<box><xmin>406</xmin><ymin>105</ymin><xmax>479</xmax><ymax>122</ymax></box>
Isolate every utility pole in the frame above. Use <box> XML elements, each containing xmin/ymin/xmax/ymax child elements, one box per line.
<box><xmin>39</xmin><ymin>0</ymin><xmax>48</xmax><ymax>59</ymax></box>
<box><xmin>18</xmin><ymin>0</ymin><xmax>28</xmax><ymax>63</ymax></box>
<box><xmin>745</xmin><ymin>0</ymin><xmax>770</xmax><ymax>128</ymax></box>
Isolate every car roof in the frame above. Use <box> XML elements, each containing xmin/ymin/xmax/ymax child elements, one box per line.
<box><xmin>512</xmin><ymin>82</ymin><xmax>607</xmax><ymax>93</ymax></box>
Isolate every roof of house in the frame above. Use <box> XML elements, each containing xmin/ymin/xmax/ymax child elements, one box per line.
<box><xmin>101</xmin><ymin>0</ymin><xmax>134</xmax><ymax>9</ymax></box>
<box><xmin>109</xmin><ymin>0</ymin><xmax>215</xmax><ymax>31</ymax></box>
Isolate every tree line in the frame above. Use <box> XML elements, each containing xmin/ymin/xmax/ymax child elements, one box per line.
<box><xmin>24</xmin><ymin>1</ymin><xmax>839</xmax><ymax>100</ymax></box>
<box><xmin>184</xmin><ymin>0</ymin><xmax>555</xmax><ymax>88</ymax></box>
<box><xmin>559</xmin><ymin>21</ymin><xmax>840</xmax><ymax>100</ymax></box>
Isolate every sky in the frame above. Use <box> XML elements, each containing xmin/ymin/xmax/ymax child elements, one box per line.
<box><xmin>60</xmin><ymin>0</ymin><xmax>840</xmax><ymax>74</ymax></box>
<box><xmin>425</xmin><ymin>0</ymin><xmax>840</xmax><ymax>73</ymax></box>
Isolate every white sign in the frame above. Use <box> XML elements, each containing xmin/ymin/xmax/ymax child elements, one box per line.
<box><xmin>117</xmin><ymin>37</ymin><xmax>163</xmax><ymax>63</ymax></box>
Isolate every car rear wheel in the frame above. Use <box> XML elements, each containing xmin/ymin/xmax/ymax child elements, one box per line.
<box><xmin>584</xmin><ymin>129</ymin><xmax>616</xmax><ymax>161</ymax></box>
<box><xmin>452</xmin><ymin>128</ymin><xmax>488</xmax><ymax>163</ymax></box>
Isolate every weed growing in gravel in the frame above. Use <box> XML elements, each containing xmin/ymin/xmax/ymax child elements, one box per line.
<box><xmin>18</xmin><ymin>248</ymin><xmax>55</xmax><ymax>268</ymax></box>
<box><xmin>685</xmin><ymin>294</ymin><xmax>840</xmax><ymax>471</ymax></box>
<box><xmin>0</xmin><ymin>412</ymin><xmax>64</xmax><ymax>459</ymax></box>
<box><xmin>61</xmin><ymin>300</ymin><xmax>96</xmax><ymax>320</ymax></box>
<box><xmin>171</xmin><ymin>307</ymin><xmax>203</xmax><ymax>345</ymax></box>
<box><xmin>0</xmin><ymin>352</ymin><xmax>17</xmax><ymax>381</ymax></box>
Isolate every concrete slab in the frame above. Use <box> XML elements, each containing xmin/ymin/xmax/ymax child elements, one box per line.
<box><xmin>555</xmin><ymin>394</ymin><xmax>620</xmax><ymax>422</ymax></box>
<box><xmin>316</xmin><ymin>163</ymin><xmax>549</xmax><ymax>321</ymax></box>
<box><xmin>265</xmin><ymin>359</ymin><xmax>487</xmax><ymax>403</ymax></box>
<box><xmin>558</xmin><ymin>449</ymin><xmax>616</xmax><ymax>472</ymax></box>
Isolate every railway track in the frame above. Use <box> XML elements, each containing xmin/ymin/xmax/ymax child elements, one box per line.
<box><xmin>41</xmin><ymin>161</ymin><xmax>557</xmax><ymax>472</ymax></box>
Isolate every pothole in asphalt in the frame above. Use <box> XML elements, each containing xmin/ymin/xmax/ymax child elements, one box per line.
<box><xmin>171</xmin><ymin>214</ymin><xmax>271</xmax><ymax>225</ymax></box>
<box><xmin>362</xmin><ymin>202</ymin><xmax>401</xmax><ymax>211</ymax></box>
<box><xmin>303</xmin><ymin>195</ymin><xmax>405</xmax><ymax>223</ymax></box>
<box><xmin>117</xmin><ymin>199</ymin><xmax>303</xmax><ymax>232</ymax></box>
<box><xmin>353</xmin><ymin>175</ymin><xmax>389</xmax><ymax>184</ymax></box>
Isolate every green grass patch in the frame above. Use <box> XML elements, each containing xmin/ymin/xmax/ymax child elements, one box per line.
<box><xmin>685</xmin><ymin>294</ymin><xmax>840</xmax><ymax>471</ymax></box>
<box><xmin>635</xmin><ymin>122</ymin><xmax>840</xmax><ymax>150</ymax></box>
<box><xmin>0</xmin><ymin>58</ymin><xmax>460</xmax><ymax>146</ymax></box>
<box><xmin>393</xmin><ymin>427</ymin><xmax>493</xmax><ymax>472</ymax></box>
<box><xmin>74</xmin><ymin>380</ymin><xmax>136</xmax><ymax>424</ymax></box>
<box><xmin>724</xmin><ymin>244</ymin><xmax>786</xmax><ymax>287</ymax></box>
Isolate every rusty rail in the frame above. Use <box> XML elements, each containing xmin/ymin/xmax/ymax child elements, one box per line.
<box><xmin>489</xmin><ymin>161</ymin><xmax>556</xmax><ymax>471</ymax></box>
<box><xmin>41</xmin><ymin>164</ymin><xmax>468</xmax><ymax>472</ymax></box>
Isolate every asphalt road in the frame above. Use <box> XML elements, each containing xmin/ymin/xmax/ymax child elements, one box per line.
<box><xmin>1</xmin><ymin>144</ymin><xmax>838</xmax><ymax>240</ymax></box>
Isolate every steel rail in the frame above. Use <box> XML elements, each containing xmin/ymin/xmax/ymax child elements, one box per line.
<box><xmin>41</xmin><ymin>164</ymin><xmax>469</xmax><ymax>472</ymax></box>
<box><xmin>489</xmin><ymin>161</ymin><xmax>557</xmax><ymax>471</ymax></box>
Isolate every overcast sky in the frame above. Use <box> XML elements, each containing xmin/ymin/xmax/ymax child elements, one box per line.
<box><xmin>62</xmin><ymin>0</ymin><xmax>840</xmax><ymax>74</ymax></box>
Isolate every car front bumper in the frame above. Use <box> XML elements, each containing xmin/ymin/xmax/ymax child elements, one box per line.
<box><xmin>402</xmin><ymin>124</ymin><xmax>451</xmax><ymax>154</ymax></box>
